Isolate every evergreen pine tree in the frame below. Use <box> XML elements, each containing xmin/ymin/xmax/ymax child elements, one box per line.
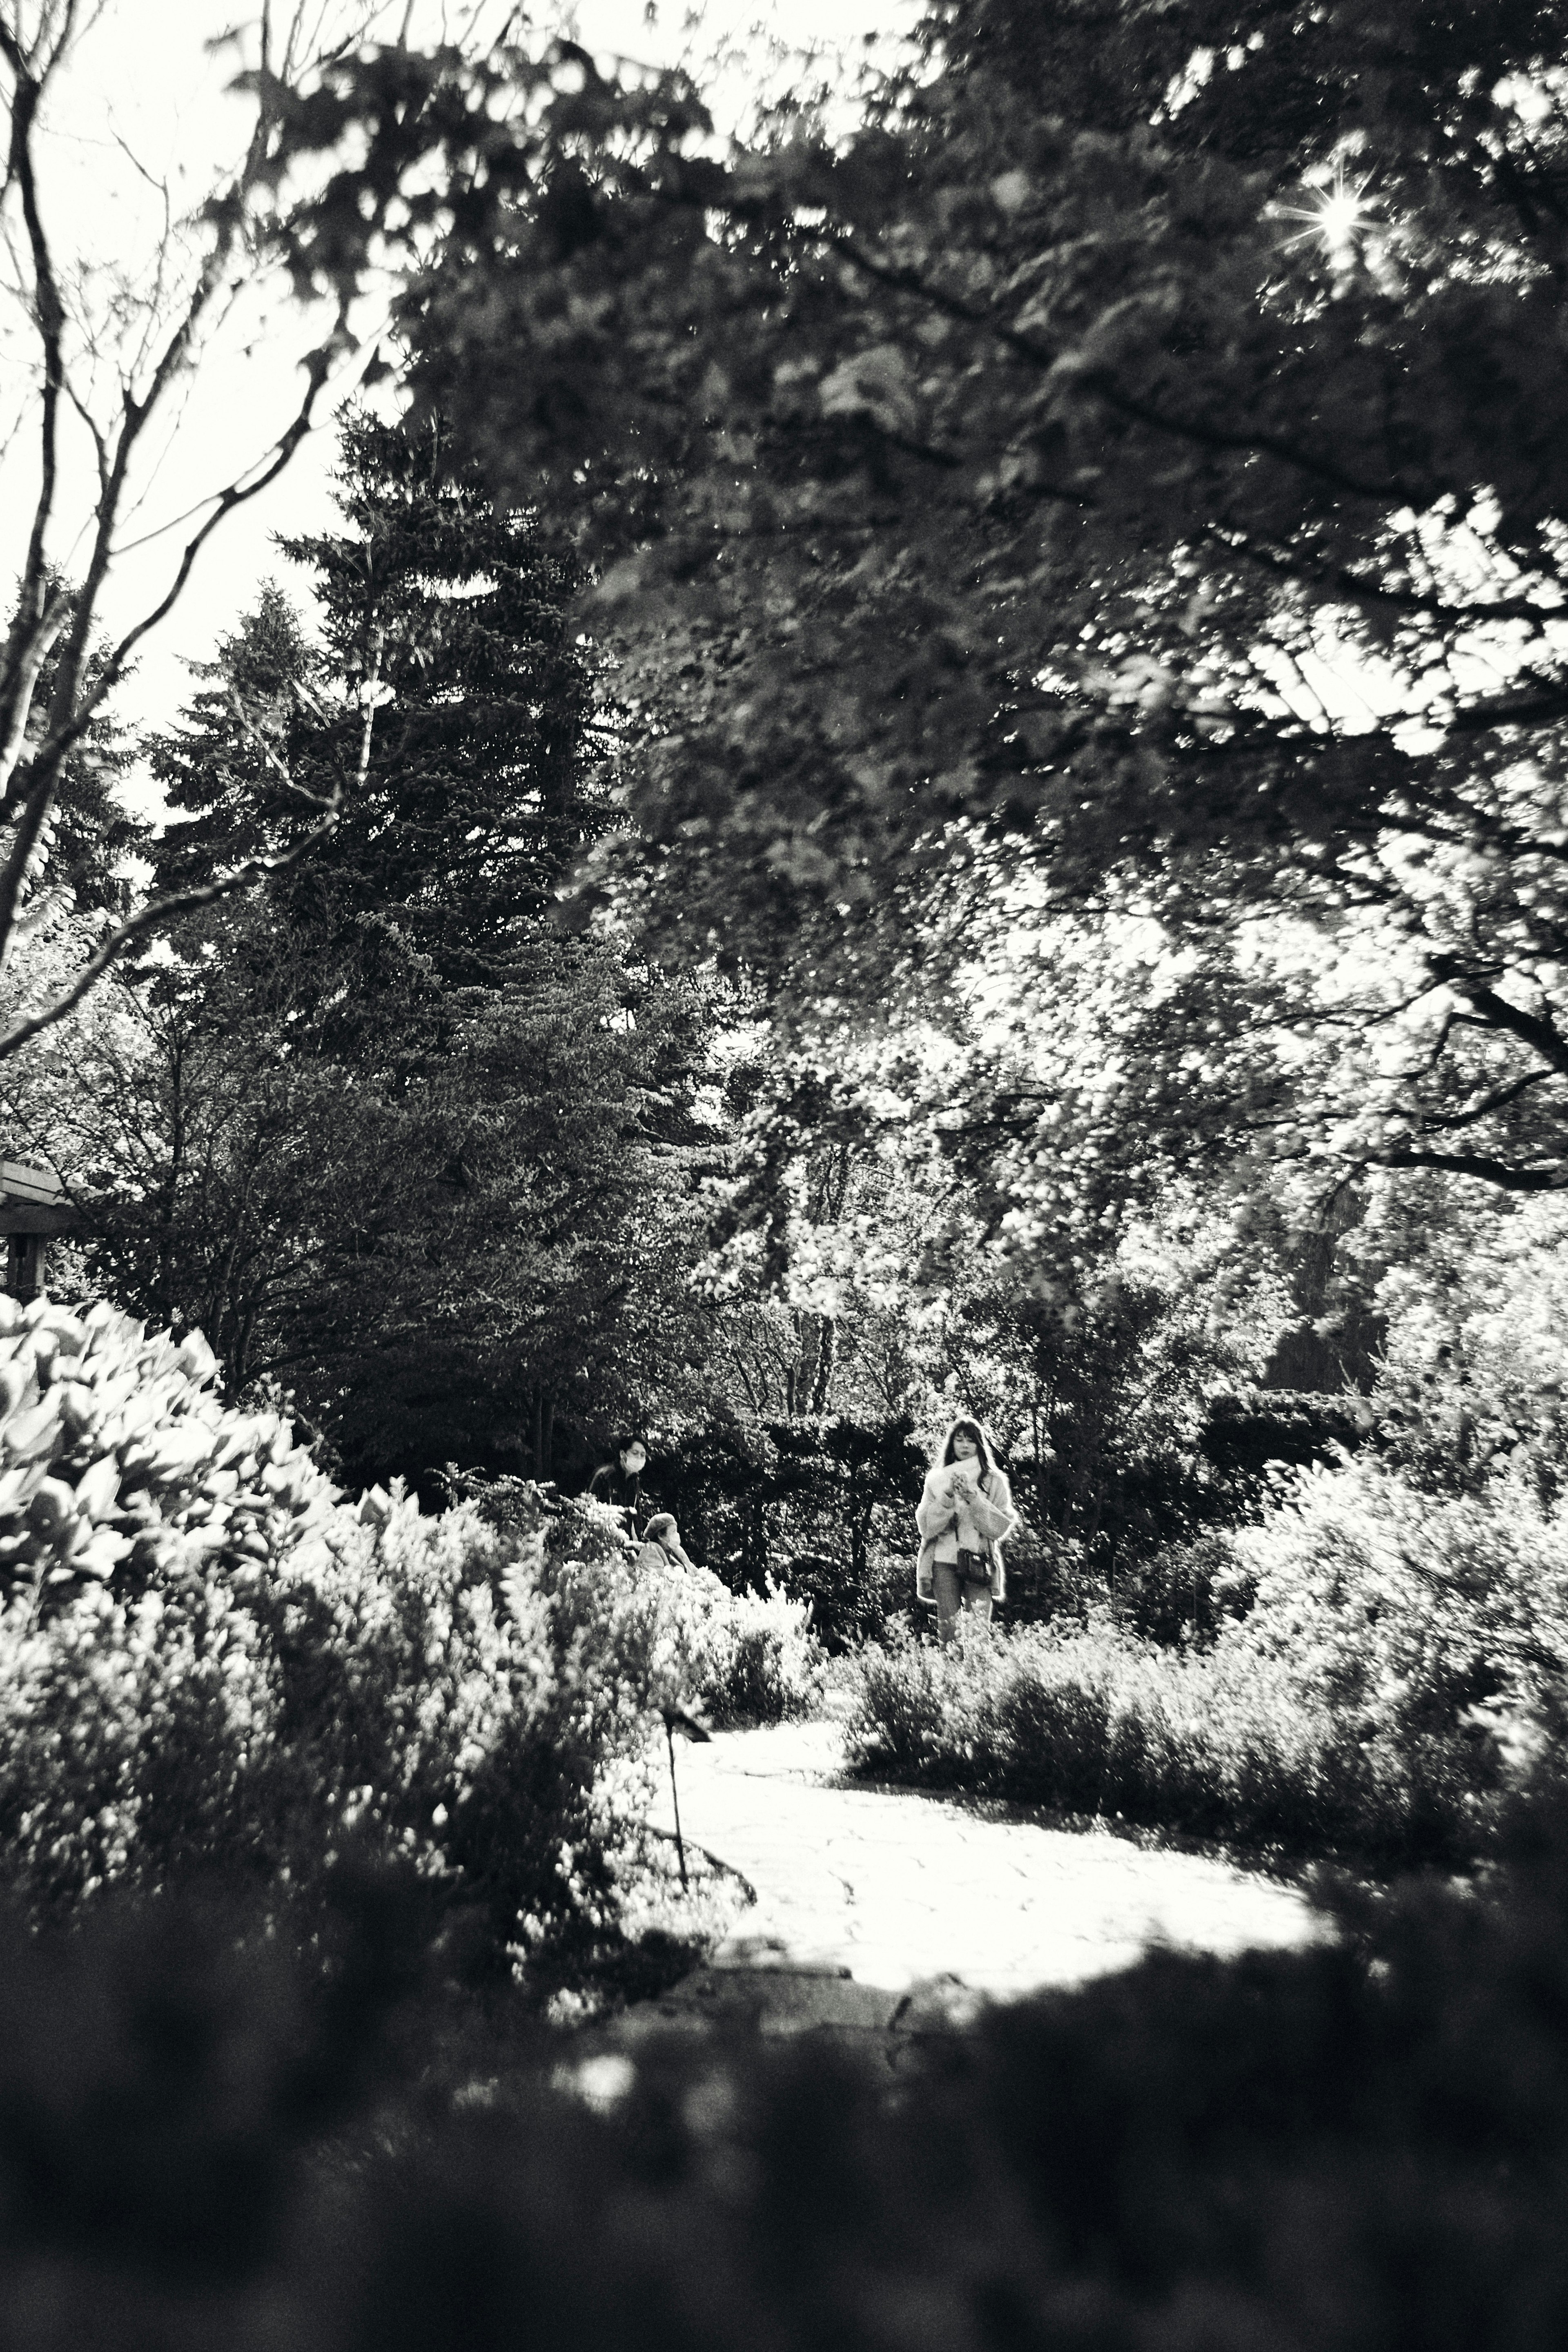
<box><xmin>281</xmin><ymin>409</ymin><xmax>610</xmax><ymax>984</ymax></box>
<box><xmin>147</xmin><ymin>584</ymin><xmax>324</xmax><ymax>892</ymax></box>
<box><xmin>150</xmin><ymin>410</ymin><xmax>612</xmax><ymax>984</ymax></box>
<box><xmin>111</xmin><ymin>408</ymin><xmax>713</xmax><ymax>1484</ymax></box>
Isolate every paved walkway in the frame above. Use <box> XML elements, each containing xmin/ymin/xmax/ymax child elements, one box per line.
<box><xmin>635</xmin><ymin>1719</ymin><xmax>1325</xmax><ymax>2043</ymax></box>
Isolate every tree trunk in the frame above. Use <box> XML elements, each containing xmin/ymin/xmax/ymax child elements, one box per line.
<box><xmin>810</xmin><ymin>1315</ymin><xmax>837</xmax><ymax>1415</ymax></box>
<box><xmin>851</xmin><ymin>1492</ymin><xmax>872</xmax><ymax>1583</ymax></box>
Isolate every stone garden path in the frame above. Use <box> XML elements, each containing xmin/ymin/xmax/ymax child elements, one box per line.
<box><xmin>633</xmin><ymin>1718</ymin><xmax>1325</xmax><ymax>2048</ymax></box>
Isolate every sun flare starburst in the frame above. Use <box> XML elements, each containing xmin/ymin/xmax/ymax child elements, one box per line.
<box><xmin>1273</xmin><ymin>164</ymin><xmax>1375</xmax><ymax>254</ymax></box>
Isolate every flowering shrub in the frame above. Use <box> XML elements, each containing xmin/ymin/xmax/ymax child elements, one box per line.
<box><xmin>0</xmin><ymin>1301</ymin><xmax>765</xmax><ymax>1985</ymax></box>
<box><xmin>0</xmin><ymin>1294</ymin><xmax>343</xmax><ymax>1603</ymax></box>
<box><xmin>848</xmin><ymin>1454</ymin><xmax>1568</xmax><ymax>1866</ymax></box>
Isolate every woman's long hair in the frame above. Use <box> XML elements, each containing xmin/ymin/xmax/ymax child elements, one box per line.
<box><xmin>936</xmin><ymin>1417</ymin><xmax>999</xmax><ymax>1486</ymax></box>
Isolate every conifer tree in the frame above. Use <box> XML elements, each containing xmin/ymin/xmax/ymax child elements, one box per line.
<box><xmin>113</xmin><ymin>410</ymin><xmax>713</xmax><ymax>1481</ymax></box>
<box><xmin>148</xmin><ymin>584</ymin><xmax>324</xmax><ymax>893</ymax></box>
<box><xmin>151</xmin><ymin>411</ymin><xmax>611</xmax><ymax>991</ymax></box>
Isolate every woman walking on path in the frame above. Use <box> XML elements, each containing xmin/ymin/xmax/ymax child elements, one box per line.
<box><xmin>915</xmin><ymin>1419</ymin><xmax>1019</xmax><ymax>1642</ymax></box>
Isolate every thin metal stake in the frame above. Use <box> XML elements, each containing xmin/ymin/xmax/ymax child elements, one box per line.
<box><xmin>665</xmin><ymin>1716</ymin><xmax>688</xmax><ymax>1891</ymax></box>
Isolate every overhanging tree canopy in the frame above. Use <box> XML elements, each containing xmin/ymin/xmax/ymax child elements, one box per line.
<box><xmin>270</xmin><ymin>2</ymin><xmax>1568</xmax><ymax>1190</ymax></box>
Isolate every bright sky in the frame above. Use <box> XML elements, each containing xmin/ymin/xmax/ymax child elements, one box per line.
<box><xmin>1</xmin><ymin>0</ymin><xmax>915</xmax><ymax>775</ymax></box>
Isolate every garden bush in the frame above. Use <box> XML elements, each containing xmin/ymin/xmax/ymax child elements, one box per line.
<box><xmin>846</xmin><ymin>1620</ymin><xmax>1360</xmax><ymax>1855</ymax></box>
<box><xmin>848</xmin><ymin>1453</ymin><xmax>1568</xmax><ymax>1869</ymax></box>
<box><xmin>696</xmin><ymin>1577</ymin><xmax>826</xmax><ymax>1725</ymax></box>
<box><xmin>6</xmin><ymin>1777</ymin><xmax>1568</xmax><ymax>2347</ymax></box>
<box><xmin>0</xmin><ymin>1299</ymin><xmax>781</xmax><ymax>1991</ymax></box>
<box><xmin>1219</xmin><ymin>1450</ymin><xmax>1568</xmax><ymax>1683</ymax></box>
<box><xmin>445</xmin><ymin>1468</ymin><xmax>825</xmax><ymax>1726</ymax></box>
<box><xmin>1115</xmin><ymin>1529</ymin><xmax>1238</xmax><ymax>1645</ymax></box>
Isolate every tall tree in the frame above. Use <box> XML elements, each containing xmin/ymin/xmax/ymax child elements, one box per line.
<box><xmin>151</xmin><ymin>414</ymin><xmax>613</xmax><ymax>986</ymax></box>
<box><xmin>113</xmin><ymin>412</ymin><xmax>721</xmax><ymax>1483</ymax></box>
<box><xmin>281</xmin><ymin>411</ymin><xmax>613</xmax><ymax>985</ymax></box>
<box><xmin>148</xmin><ymin>584</ymin><xmax>325</xmax><ymax>892</ymax></box>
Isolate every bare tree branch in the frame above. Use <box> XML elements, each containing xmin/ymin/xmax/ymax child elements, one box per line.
<box><xmin>0</xmin><ymin>4</ymin><xmax>388</xmax><ymax>1051</ymax></box>
<box><xmin>0</xmin><ymin>17</ymin><xmax>67</xmax><ymax>636</ymax></box>
<box><xmin>0</xmin><ymin>585</ymin><xmax>65</xmax><ymax>803</ymax></box>
<box><xmin>0</xmin><ymin>798</ymin><xmax>343</xmax><ymax>1060</ymax></box>
<box><xmin>1205</xmin><ymin>522</ymin><xmax>1562</xmax><ymax>630</ymax></box>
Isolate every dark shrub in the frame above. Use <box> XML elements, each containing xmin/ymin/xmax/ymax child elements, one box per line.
<box><xmin>6</xmin><ymin>1784</ymin><xmax>1568</xmax><ymax>2346</ymax></box>
<box><xmin>654</xmin><ymin>1416</ymin><xmax>924</xmax><ymax>1634</ymax></box>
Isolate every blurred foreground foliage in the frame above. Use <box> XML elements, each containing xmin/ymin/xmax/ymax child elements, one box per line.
<box><xmin>4</xmin><ymin>1783</ymin><xmax>1568</xmax><ymax>2348</ymax></box>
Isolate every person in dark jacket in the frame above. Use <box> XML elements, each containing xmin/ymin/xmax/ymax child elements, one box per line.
<box><xmin>586</xmin><ymin>1437</ymin><xmax>650</xmax><ymax>1523</ymax></box>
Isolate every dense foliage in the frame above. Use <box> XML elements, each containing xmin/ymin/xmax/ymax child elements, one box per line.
<box><xmin>150</xmin><ymin>414</ymin><xmax>612</xmax><ymax>973</ymax></box>
<box><xmin>11</xmin><ymin>23</ymin><xmax>1568</xmax><ymax>2345</ymax></box>
<box><xmin>0</xmin><ymin>1297</ymin><xmax>820</xmax><ymax>1991</ymax></box>
<box><xmin>5</xmin><ymin>1780</ymin><xmax>1568</xmax><ymax>2348</ymax></box>
<box><xmin>850</xmin><ymin>1444</ymin><xmax>1568</xmax><ymax>1869</ymax></box>
<box><xmin>13</xmin><ymin>413</ymin><xmax>726</xmax><ymax>1488</ymax></box>
<box><xmin>65</xmin><ymin>920</ymin><xmax>719</xmax><ymax>1486</ymax></box>
<box><xmin>227</xmin><ymin>3</ymin><xmax>1568</xmax><ymax>1262</ymax></box>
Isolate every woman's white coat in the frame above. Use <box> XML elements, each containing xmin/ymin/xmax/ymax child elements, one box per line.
<box><xmin>914</xmin><ymin>1421</ymin><xmax>1019</xmax><ymax>1605</ymax></box>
